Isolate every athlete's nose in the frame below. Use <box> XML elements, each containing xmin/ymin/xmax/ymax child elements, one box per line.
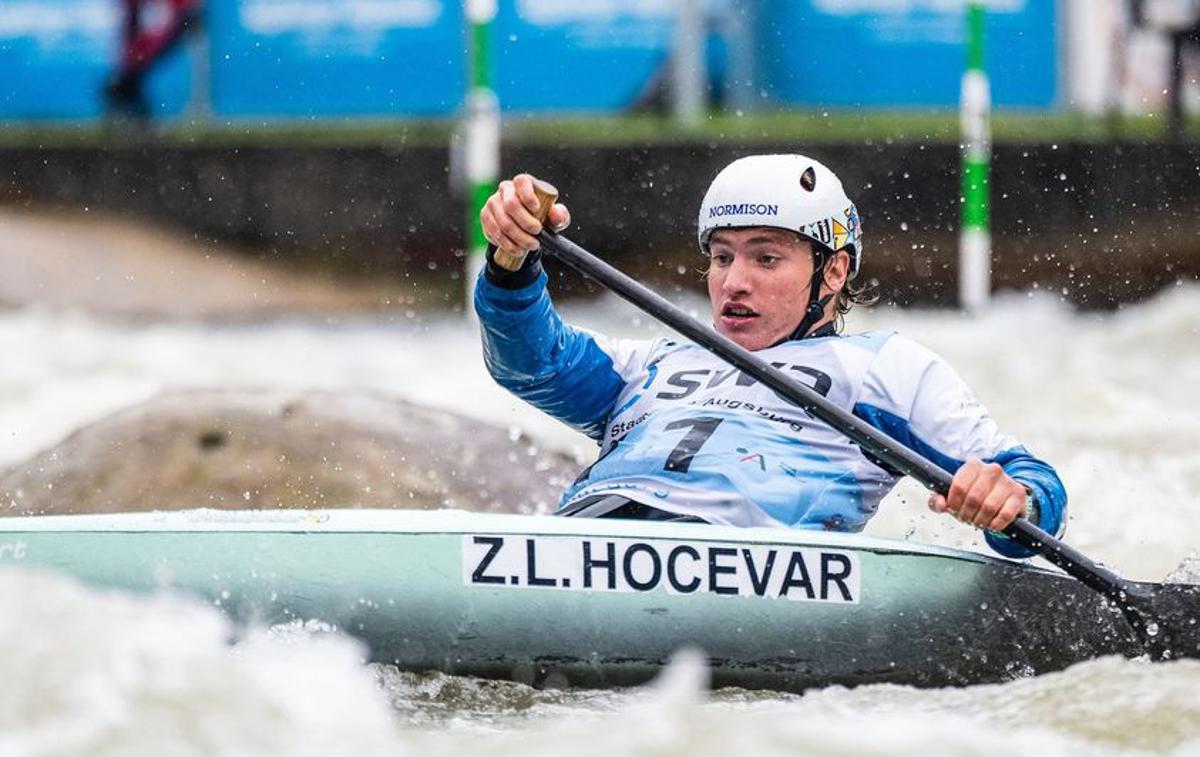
<box><xmin>722</xmin><ymin>254</ymin><xmax>753</xmax><ymax>297</ymax></box>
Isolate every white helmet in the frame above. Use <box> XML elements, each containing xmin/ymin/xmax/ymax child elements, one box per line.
<box><xmin>697</xmin><ymin>154</ymin><xmax>863</xmax><ymax>278</ymax></box>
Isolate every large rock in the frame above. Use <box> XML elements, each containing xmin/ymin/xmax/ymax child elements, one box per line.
<box><xmin>0</xmin><ymin>390</ymin><xmax>580</xmax><ymax>516</ymax></box>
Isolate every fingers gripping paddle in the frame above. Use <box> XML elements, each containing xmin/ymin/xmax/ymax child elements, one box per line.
<box><xmin>519</xmin><ymin>179</ymin><xmax>1199</xmax><ymax>660</ymax></box>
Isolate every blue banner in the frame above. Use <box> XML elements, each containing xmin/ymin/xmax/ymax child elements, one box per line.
<box><xmin>0</xmin><ymin>0</ymin><xmax>191</xmax><ymax>119</ymax></box>
<box><xmin>758</xmin><ymin>0</ymin><xmax>1058</xmax><ymax>107</ymax></box>
<box><xmin>208</xmin><ymin>0</ymin><xmax>463</xmax><ymax>117</ymax></box>
<box><xmin>1</xmin><ymin>0</ymin><xmax>1059</xmax><ymax>121</ymax></box>
<box><xmin>494</xmin><ymin>0</ymin><xmax>674</xmax><ymax>113</ymax></box>
<box><xmin>208</xmin><ymin>0</ymin><xmax>678</xmax><ymax>117</ymax></box>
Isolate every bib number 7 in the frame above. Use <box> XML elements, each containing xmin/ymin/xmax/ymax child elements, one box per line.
<box><xmin>663</xmin><ymin>417</ymin><xmax>724</xmax><ymax>473</ymax></box>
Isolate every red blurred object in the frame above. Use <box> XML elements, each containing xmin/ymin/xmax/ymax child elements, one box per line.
<box><xmin>105</xmin><ymin>0</ymin><xmax>202</xmax><ymax>120</ymax></box>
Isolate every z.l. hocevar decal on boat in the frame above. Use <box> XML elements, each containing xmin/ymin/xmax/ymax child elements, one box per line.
<box><xmin>462</xmin><ymin>534</ymin><xmax>860</xmax><ymax>603</ymax></box>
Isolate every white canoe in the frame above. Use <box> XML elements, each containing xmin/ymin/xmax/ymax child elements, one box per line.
<box><xmin>0</xmin><ymin>509</ymin><xmax>1142</xmax><ymax>691</ymax></box>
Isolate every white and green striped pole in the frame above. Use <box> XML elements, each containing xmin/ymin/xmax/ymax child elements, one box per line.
<box><xmin>959</xmin><ymin>0</ymin><xmax>991</xmax><ymax>312</ymax></box>
<box><xmin>464</xmin><ymin>0</ymin><xmax>500</xmax><ymax>310</ymax></box>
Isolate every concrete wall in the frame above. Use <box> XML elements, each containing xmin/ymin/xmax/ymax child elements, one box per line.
<box><xmin>2</xmin><ymin>141</ymin><xmax>1197</xmax><ymax>308</ymax></box>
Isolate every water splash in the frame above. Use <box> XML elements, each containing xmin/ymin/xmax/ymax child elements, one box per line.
<box><xmin>1165</xmin><ymin>553</ymin><xmax>1200</xmax><ymax>585</ymax></box>
<box><xmin>0</xmin><ymin>568</ymin><xmax>401</xmax><ymax>757</ymax></box>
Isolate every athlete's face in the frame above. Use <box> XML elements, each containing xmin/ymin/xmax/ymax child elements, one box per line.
<box><xmin>706</xmin><ymin>228</ymin><xmax>832</xmax><ymax>351</ymax></box>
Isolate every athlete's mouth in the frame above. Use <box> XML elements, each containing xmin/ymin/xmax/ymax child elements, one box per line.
<box><xmin>721</xmin><ymin>303</ymin><xmax>759</xmax><ymax>319</ymax></box>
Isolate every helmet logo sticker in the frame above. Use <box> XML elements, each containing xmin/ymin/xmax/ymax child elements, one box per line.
<box><xmin>800</xmin><ymin>166</ymin><xmax>816</xmax><ymax>192</ymax></box>
<box><xmin>802</xmin><ymin>218</ymin><xmax>834</xmax><ymax>247</ymax></box>
<box><xmin>832</xmin><ymin>220</ymin><xmax>850</xmax><ymax>250</ymax></box>
<box><xmin>797</xmin><ymin>205</ymin><xmax>861</xmax><ymax>254</ymax></box>
<box><xmin>843</xmin><ymin>205</ymin><xmax>861</xmax><ymax>249</ymax></box>
<box><xmin>708</xmin><ymin>203</ymin><xmax>780</xmax><ymax>219</ymax></box>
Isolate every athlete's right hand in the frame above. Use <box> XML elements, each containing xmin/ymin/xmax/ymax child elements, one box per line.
<box><xmin>480</xmin><ymin>173</ymin><xmax>570</xmax><ymax>263</ymax></box>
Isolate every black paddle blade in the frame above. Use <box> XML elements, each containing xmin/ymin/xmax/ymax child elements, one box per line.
<box><xmin>1127</xmin><ymin>581</ymin><xmax>1200</xmax><ymax>661</ymax></box>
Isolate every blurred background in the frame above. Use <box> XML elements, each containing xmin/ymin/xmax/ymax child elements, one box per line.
<box><xmin>0</xmin><ymin>0</ymin><xmax>1197</xmax><ymax>312</ymax></box>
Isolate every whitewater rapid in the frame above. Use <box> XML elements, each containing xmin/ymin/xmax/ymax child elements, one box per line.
<box><xmin>1</xmin><ymin>284</ymin><xmax>1198</xmax><ymax>755</ymax></box>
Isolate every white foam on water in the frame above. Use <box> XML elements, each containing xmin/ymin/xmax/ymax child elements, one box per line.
<box><xmin>392</xmin><ymin>652</ymin><xmax>1200</xmax><ymax>756</ymax></box>
<box><xmin>0</xmin><ymin>568</ymin><xmax>402</xmax><ymax>757</ymax></box>
<box><xmin>782</xmin><ymin>655</ymin><xmax>1200</xmax><ymax>754</ymax></box>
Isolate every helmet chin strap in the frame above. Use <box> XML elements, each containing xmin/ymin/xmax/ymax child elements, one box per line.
<box><xmin>786</xmin><ymin>250</ymin><xmax>834</xmax><ymax>342</ymax></box>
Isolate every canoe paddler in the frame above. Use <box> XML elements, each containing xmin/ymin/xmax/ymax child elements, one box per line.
<box><xmin>474</xmin><ymin>154</ymin><xmax>1066</xmax><ymax>558</ymax></box>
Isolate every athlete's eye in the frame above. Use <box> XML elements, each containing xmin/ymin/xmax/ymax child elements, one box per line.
<box><xmin>711</xmin><ymin>252</ymin><xmax>733</xmax><ymax>266</ymax></box>
<box><xmin>758</xmin><ymin>254</ymin><xmax>780</xmax><ymax>267</ymax></box>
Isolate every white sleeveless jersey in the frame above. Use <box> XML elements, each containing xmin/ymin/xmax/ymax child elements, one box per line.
<box><xmin>475</xmin><ymin>270</ymin><xmax>1066</xmax><ymax>557</ymax></box>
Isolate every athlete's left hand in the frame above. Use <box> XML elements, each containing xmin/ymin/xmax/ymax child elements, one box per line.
<box><xmin>928</xmin><ymin>458</ymin><xmax>1027</xmax><ymax>532</ymax></box>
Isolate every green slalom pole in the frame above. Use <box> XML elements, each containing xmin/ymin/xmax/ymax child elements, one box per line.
<box><xmin>959</xmin><ymin>0</ymin><xmax>991</xmax><ymax>312</ymax></box>
<box><xmin>464</xmin><ymin>0</ymin><xmax>500</xmax><ymax>311</ymax></box>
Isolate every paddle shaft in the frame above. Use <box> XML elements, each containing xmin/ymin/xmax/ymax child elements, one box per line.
<box><xmin>533</xmin><ymin>227</ymin><xmax>1154</xmax><ymax>634</ymax></box>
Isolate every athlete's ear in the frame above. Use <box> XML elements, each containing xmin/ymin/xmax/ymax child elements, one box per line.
<box><xmin>821</xmin><ymin>250</ymin><xmax>851</xmax><ymax>295</ymax></box>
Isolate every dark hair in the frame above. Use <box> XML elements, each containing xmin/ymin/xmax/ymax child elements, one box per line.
<box><xmin>816</xmin><ymin>245</ymin><xmax>877</xmax><ymax>332</ymax></box>
<box><xmin>830</xmin><ymin>274</ymin><xmax>878</xmax><ymax>332</ymax></box>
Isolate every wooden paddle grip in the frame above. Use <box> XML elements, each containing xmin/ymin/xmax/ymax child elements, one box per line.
<box><xmin>492</xmin><ymin>178</ymin><xmax>560</xmax><ymax>272</ymax></box>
